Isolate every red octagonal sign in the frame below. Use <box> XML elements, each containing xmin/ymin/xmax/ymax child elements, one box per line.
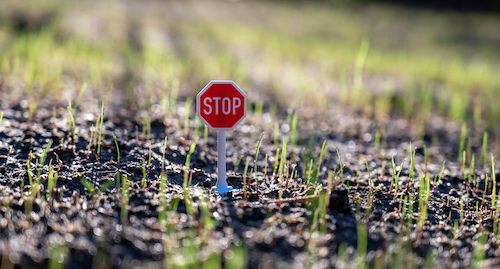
<box><xmin>197</xmin><ymin>81</ymin><xmax>247</xmax><ymax>130</ymax></box>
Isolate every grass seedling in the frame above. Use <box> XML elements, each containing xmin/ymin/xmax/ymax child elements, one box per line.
<box><xmin>254</xmin><ymin>133</ymin><xmax>264</xmax><ymax>185</ymax></box>
<box><xmin>365</xmin><ymin>157</ymin><xmax>374</xmax><ymax>214</ymax></box>
<box><xmin>25</xmin><ymin>182</ymin><xmax>40</xmax><ymax>223</ymax></box>
<box><xmin>434</xmin><ymin>161</ymin><xmax>445</xmax><ymax>191</ymax></box>
<box><xmin>306</xmin><ymin>159</ymin><xmax>314</xmax><ymax>186</ymax></box>
<box><xmin>141</xmin><ymin>160</ymin><xmax>147</xmax><ymax>188</ymax></box>
<box><xmin>67</xmin><ymin>100</ymin><xmax>76</xmax><ymax>146</ymax></box>
<box><xmin>147</xmin><ymin>140</ymin><xmax>152</xmax><ymax>174</ymax></box>
<box><xmin>336</xmin><ymin>148</ymin><xmax>344</xmax><ymax>184</ymax></box>
<box><xmin>48</xmin><ymin>242</ymin><xmax>68</xmax><ymax>269</ymax></box>
<box><xmin>27</xmin><ymin>154</ymin><xmax>33</xmax><ymax>186</ymax></box>
<box><xmin>121</xmin><ymin>175</ymin><xmax>130</xmax><ymax>223</ymax></box>
<box><xmin>468</xmin><ymin>155</ymin><xmax>475</xmax><ymax>186</ymax></box>
<box><xmin>482</xmin><ymin>174</ymin><xmax>489</xmax><ymax>209</ymax></box>
<box><xmin>3</xmin><ymin>186</ymin><xmax>9</xmax><ymax>210</ymax></box>
<box><xmin>183</xmin><ymin>143</ymin><xmax>197</xmax><ymax>188</ymax></box>
<box><xmin>97</xmin><ymin>102</ymin><xmax>104</xmax><ymax>158</ymax></box>
<box><xmin>458</xmin><ymin>123</ymin><xmax>466</xmax><ymax>162</ymax></box>
<box><xmin>113</xmin><ymin>133</ymin><xmax>121</xmax><ymax>189</ymax></box>
<box><xmin>315</xmin><ymin>140</ymin><xmax>328</xmax><ymax>184</ymax></box>
<box><xmin>492</xmin><ymin>155</ymin><xmax>496</xmax><ymax>219</ymax></box>
<box><xmin>493</xmin><ymin>155</ymin><xmax>499</xmax><ymax>233</ymax></box>
<box><xmin>459</xmin><ymin>198</ymin><xmax>464</xmax><ymax>224</ymax></box>
<box><xmin>463</xmin><ymin>150</ymin><xmax>467</xmax><ymax>181</ymax></box>
<box><xmin>46</xmin><ymin>160</ymin><xmax>57</xmax><ymax>201</ymax></box>
<box><xmin>0</xmin><ymin>112</ymin><xmax>3</xmax><ymax>126</ymax></box>
<box><xmin>72</xmin><ymin>82</ymin><xmax>88</xmax><ymax>109</ymax></box>
<box><xmin>194</xmin><ymin>118</ymin><xmax>200</xmax><ymax>141</ymax></box>
<box><xmin>272</xmin><ymin>149</ymin><xmax>280</xmax><ymax>179</ymax></box>
<box><xmin>37</xmin><ymin>140</ymin><xmax>53</xmax><ymax>180</ymax></box>
<box><xmin>482</xmin><ymin>131</ymin><xmax>488</xmax><ymax>169</ymax></box>
<box><xmin>184</xmin><ymin>98</ymin><xmax>193</xmax><ymax>139</ymax></box>
<box><xmin>79</xmin><ymin>176</ymin><xmax>97</xmax><ymax>201</ymax></box>
<box><xmin>158</xmin><ymin>172</ymin><xmax>168</xmax><ymax>225</ymax></box>
<box><xmin>278</xmin><ymin>138</ymin><xmax>287</xmax><ymax>186</ymax></box>
<box><xmin>291</xmin><ymin>113</ymin><xmax>298</xmax><ymax>149</ymax></box>
<box><xmin>356</xmin><ymin>221</ymin><xmax>368</xmax><ymax>267</ymax></box>
<box><xmin>472</xmin><ymin>233</ymin><xmax>488</xmax><ymax>269</ymax></box>
<box><xmin>99</xmin><ymin>181</ymin><xmax>114</xmax><ymax>192</ymax></box>
<box><xmin>424</xmin><ymin>145</ymin><xmax>428</xmax><ymax>174</ymax></box>
<box><xmin>86</xmin><ymin>125</ymin><xmax>94</xmax><ymax>159</ymax></box>
<box><xmin>409</xmin><ymin>144</ymin><xmax>416</xmax><ymax>185</ymax></box>
<box><xmin>453</xmin><ymin>220</ymin><xmax>459</xmax><ymax>240</ymax></box>
<box><xmin>417</xmin><ymin>174</ymin><xmax>430</xmax><ymax>230</ymax></box>
<box><xmin>264</xmin><ymin>154</ymin><xmax>268</xmax><ymax>183</ymax></box>
<box><xmin>142</xmin><ymin>118</ymin><xmax>151</xmax><ymax>142</ymax></box>
<box><xmin>243</xmin><ymin>157</ymin><xmax>250</xmax><ymax>200</ymax></box>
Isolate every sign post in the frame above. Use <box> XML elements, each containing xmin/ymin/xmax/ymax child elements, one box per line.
<box><xmin>197</xmin><ymin>81</ymin><xmax>247</xmax><ymax>194</ymax></box>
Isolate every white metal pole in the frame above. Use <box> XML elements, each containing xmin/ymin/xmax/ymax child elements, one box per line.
<box><xmin>213</xmin><ymin>129</ymin><xmax>238</xmax><ymax>194</ymax></box>
<box><xmin>217</xmin><ymin>129</ymin><xmax>227</xmax><ymax>188</ymax></box>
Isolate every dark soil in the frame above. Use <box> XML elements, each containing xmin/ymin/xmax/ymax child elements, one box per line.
<box><xmin>0</xmin><ymin>94</ymin><xmax>499</xmax><ymax>269</ymax></box>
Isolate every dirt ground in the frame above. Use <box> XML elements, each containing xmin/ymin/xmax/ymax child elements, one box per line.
<box><xmin>0</xmin><ymin>90</ymin><xmax>499</xmax><ymax>269</ymax></box>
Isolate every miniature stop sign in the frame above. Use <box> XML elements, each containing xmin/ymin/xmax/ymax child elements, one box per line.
<box><xmin>197</xmin><ymin>81</ymin><xmax>247</xmax><ymax>194</ymax></box>
<box><xmin>197</xmin><ymin>81</ymin><xmax>247</xmax><ymax>129</ymax></box>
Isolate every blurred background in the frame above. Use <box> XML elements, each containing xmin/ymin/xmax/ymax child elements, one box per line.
<box><xmin>0</xmin><ymin>0</ymin><xmax>500</xmax><ymax>145</ymax></box>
